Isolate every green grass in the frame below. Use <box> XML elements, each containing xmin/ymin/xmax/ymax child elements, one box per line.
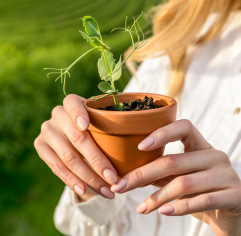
<box><xmin>0</xmin><ymin>0</ymin><xmax>157</xmax><ymax>235</ymax></box>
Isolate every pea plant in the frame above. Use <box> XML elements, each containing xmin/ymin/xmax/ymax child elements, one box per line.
<box><xmin>44</xmin><ymin>13</ymin><xmax>146</xmax><ymax>110</ymax></box>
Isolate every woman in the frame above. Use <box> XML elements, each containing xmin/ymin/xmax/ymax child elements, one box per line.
<box><xmin>34</xmin><ymin>0</ymin><xmax>241</xmax><ymax>235</ymax></box>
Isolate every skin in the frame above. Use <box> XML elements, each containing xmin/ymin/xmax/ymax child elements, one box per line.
<box><xmin>34</xmin><ymin>94</ymin><xmax>114</xmax><ymax>200</ymax></box>
<box><xmin>34</xmin><ymin>94</ymin><xmax>241</xmax><ymax>235</ymax></box>
<box><xmin>111</xmin><ymin>119</ymin><xmax>241</xmax><ymax>236</ymax></box>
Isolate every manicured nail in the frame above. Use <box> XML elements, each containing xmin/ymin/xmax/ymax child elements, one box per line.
<box><xmin>76</xmin><ymin>116</ymin><xmax>88</xmax><ymax>131</ymax></box>
<box><xmin>138</xmin><ymin>136</ymin><xmax>154</xmax><ymax>150</ymax></box>
<box><xmin>136</xmin><ymin>202</ymin><xmax>147</xmax><ymax>214</ymax></box>
<box><xmin>100</xmin><ymin>186</ymin><xmax>115</xmax><ymax>199</ymax></box>
<box><xmin>158</xmin><ymin>205</ymin><xmax>175</xmax><ymax>215</ymax></box>
<box><xmin>74</xmin><ymin>185</ymin><xmax>85</xmax><ymax>196</ymax></box>
<box><xmin>111</xmin><ymin>179</ymin><xmax>127</xmax><ymax>192</ymax></box>
<box><xmin>103</xmin><ymin>169</ymin><xmax>118</xmax><ymax>185</ymax></box>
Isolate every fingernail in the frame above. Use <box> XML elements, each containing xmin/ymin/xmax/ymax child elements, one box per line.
<box><xmin>100</xmin><ymin>186</ymin><xmax>115</xmax><ymax>199</ymax></box>
<box><xmin>136</xmin><ymin>202</ymin><xmax>147</xmax><ymax>214</ymax></box>
<box><xmin>76</xmin><ymin>116</ymin><xmax>88</xmax><ymax>131</ymax></box>
<box><xmin>74</xmin><ymin>185</ymin><xmax>85</xmax><ymax>196</ymax></box>
<box><xmin>138</xmin><ymin>136</ymin><xmax>154</xmax><ymax>150</ymax></box>
<box><xmin>111</xmin><ymin>179</ymin><xmax>127</xmax><ymax>192</ymax></box>
<box><xmin>103</xmin><ymin>169</ymin><xmax>118</xmax><ymax>185</ymax></box>
<box><xmin>158</xmin><ymin>205</ymin><xmax>175</xmax><ymax>215</ymax></box>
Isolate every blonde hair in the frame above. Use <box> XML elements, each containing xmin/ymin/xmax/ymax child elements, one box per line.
<box><xmin>125</xmin><ymin>0</ymin><xmax>241</xmax><ymax>97</ymax></box>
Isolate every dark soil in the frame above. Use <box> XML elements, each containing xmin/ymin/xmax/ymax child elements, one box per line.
<box><xmin>97</xmin><ymin>96</ymin><xmax>164</xmax><ymax>111</ymax></box>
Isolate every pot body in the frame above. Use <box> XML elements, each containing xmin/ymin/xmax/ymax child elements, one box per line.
<box><xmin>85</xmin><ymin>93</ymin><xmax>177</xmax><ymax>177</ymax></box>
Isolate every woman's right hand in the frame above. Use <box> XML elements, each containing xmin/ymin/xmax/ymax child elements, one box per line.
<box><xmin>34</xmin><ymin>94</ymin><xmax>118</xmax><ymax>200</ymax></box>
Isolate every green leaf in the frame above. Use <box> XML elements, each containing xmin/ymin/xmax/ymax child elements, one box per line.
<box><xmin>105</xmin><ymin>50</ymin><xmax>116</xmax><ymax>71</ymax></box>
<box><xmin>97</xmin><ymin>56</ymin><xmax>109</xmax><ymax>81</ymax></box>
<box><xmin>79</xmin><ymin>31</ymin><xmax>110</xmax><ymax>50</ymax></box>
<box><xmin>80</xmin><ymin>16</ymin><xmax>111</xmax><ymax>50</ymax></box>
<box><xmin>97</xmin><ymin>51</ymin><xmax>116</xmax><ymax>81</ymax></box>
<box><xmin>90</xmin><ymin>37</ymin><xmax>111</xmax><ymax>50</ymax></box>
<box><xmin>98</xmin><ymin>82</ymin><xmax>112</xmax><ymax>93</ymax></box>
<box><xmin>112</xmin><ymin>56</ymin><xmax>122</xmax><ymax>81</ymax></box>
<box><xmin>82</xmin><ymin>16</ymin><xmax>101</xmax><ymax>39</ymax></box>
<box><xmin>79</xmin><ymin>31</ymin><xmax>91</xmax><ymax>43</ymax></box>
<box><xmin>106</xmin><ymin>89</ymin><xmax>117</xmax><ymax>93</ymax></box>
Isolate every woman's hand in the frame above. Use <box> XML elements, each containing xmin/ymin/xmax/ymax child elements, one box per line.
<box><xmin>111</xmin><ymin>119</ymin><xmax>241</xmax><ymax>236</ymax></box>
<box><xmin>34</xmin><ymin>94</ymin><xmax>118</xmax><ymax>200</ymax></box>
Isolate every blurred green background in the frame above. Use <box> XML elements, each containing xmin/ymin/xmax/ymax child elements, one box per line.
<box><xmin>0</xmin><ymin>0</ymin><xmax>159</xmax><ymax>235</ymax></box>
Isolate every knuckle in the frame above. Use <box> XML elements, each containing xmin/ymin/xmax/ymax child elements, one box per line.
<box><xmin>64</xmin><ymin>175</ymin><xmax>72</xmax><ymax>187</ymax></box>
<box><xmin>176</xmin><ymin>176</ymin><xmax>193</xmax><ymax>192</ymax></box>
<box><xmin>41</xmin><ymin>120</ymin><xmax>51</xmax><ymax>133</ymax></box>
<box><xmin>148</xmin><ymin>193</ymin><xmax>159</xmax><ymax>205</ymax></box>
<box><xmin>155</xmin><ymin>128</ymin><xmax>169</xmax><ymax>141</ymax></box>
<box><xmin>182</xmin><ymin>199</ymin><xmax>191</xmax><ymax>213</ymax></box>
<box><xmin>88</xmin><ymin>154</ymin><xmax>103</xmax><ymax>168</ymax></box>
<box><xmin>217</xmin><ymin>150</ymin><xmax>231</xmax><ymax>165</ymax></box>
<box><xmin>161</xmin><ymin>155</ymin><xmax>178</xmax><ymax>169</ymax></box>
<box><xmin>61</xmin><ymin>151</ymin><xmax>76</xmax><ymax>167</ymax></box>
<box><xmin>70</xmin><ymin>129</ymin><xmax>87</xmax><ymax>145</ymax></box>
<box><xmin>180</xmin><ymin>119</ymin><xmax>193</xmax><ymax>130</ymax></box>
<box><xmin>226</xmin><ymin>168</ymin><xmax>239</xmax><ymax>184</ymax></box>
<box><xmin>34</xmin><ymin>136</ymin><xmax>42</xmax><ymax>149</ymax></box>
<box><xmin>51</xmin><ymin>105</ymin><xmax>64</xmax><ymax>118</ymax></box>
<box><xmin>83</xmin><ymin>173</ymin><xmax>96</xmax><ymax>186</ymax></box>
<box><xmin>50</xmin><ymin>164</ymin><xmax>60</xmax><ymax>176</ymax></box>
<box><xmin>132</xmin><ymin>168</ymin><xmax>145</xmax><ymax>182</ymax></box>
<box><xmin>203</xmin><ymin>194</ymin><xmax>215</xmax><ymax>209</ymax></box>
<box><xmin>50</xmin><ymin>164</ymin><xmax>73</xmax><ymax>187</ymax></box>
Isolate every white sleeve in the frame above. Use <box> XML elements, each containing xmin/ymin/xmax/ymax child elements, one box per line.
<box><xmin>54</xmin><ymin>186</ymin><xmax>160</xmax><ymax>236</ymax></box>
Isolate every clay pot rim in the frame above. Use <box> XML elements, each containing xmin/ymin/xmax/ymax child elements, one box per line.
<box><xmin>84</xmin><ymin>92</ymin><xmax>177</xmax><ymax>115</ymax></box>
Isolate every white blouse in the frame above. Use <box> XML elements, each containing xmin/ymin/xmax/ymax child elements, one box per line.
<box><xmin>53</xmin><ymin>13</ymin><xmax>241</xmax><ymax>236</ymax></box>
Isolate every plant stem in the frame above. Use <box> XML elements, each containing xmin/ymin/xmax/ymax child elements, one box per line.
<box><xmin>111</xmin><ymin>81</ymin><xmax>119</xmax><ymax>110</ymax></box>
<box><xmin>101</xmin><ymin>49</ymin><xmax>119</xmax><ymax>110</ymax></box>
<box><xmin>92</xmin><ymin>94</ymin><xmax>110</xmax><ymax>101</ymax></box>
<box><xmin>112</xmin><ymin>94</ymin><xmax>119</xmax><ymax>110</ymax></box>
<box><xmin>66</xmin><ymin>48</ymin><xmax>96</xmax><ymax>74</ymax></box>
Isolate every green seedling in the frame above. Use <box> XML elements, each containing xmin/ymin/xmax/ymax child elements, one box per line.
<box><xmin>44</xmin><ymin>13</ymin><xmax>146</xmax><ymax>111</ymax></box>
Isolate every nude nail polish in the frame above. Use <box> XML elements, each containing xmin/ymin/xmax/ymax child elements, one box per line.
<box><xmin>76</xmin><ymin>116</ymin><xmax>88</xmax><ymax>131</ymax></box>
<box><xmin>74</xmin><ymin>185</ymin><xmax>85</xmax><ymax>196</ymax></box>
<box><xmin>158</xmin><ymin>205</ymin><xmax>174</xmax><ymax>215</ymax></box>
<box><xmin>136</xmin><ymin>202</ymin><xmax>147</xmax><ymax>214</ymax></box>
<box><xmin>100</xmin><ymin>186</ymin><xmax>115</xmax><ymax>199</ymax></box>
<box><xmin>138</xmin><ymin>136</ymin><xmax>154</xmax><ymax>150</ymax></box>
<box><xmin>103</xmin><ymin>169</ymin><xmax>118</xmax><ymax>185</ymax></box>
<box><xmin>110</xmin><ymin>179</ymin><xmax>127</xmax><ymax>192</ymax></box>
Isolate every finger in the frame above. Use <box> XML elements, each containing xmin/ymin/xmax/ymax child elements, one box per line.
<box><xmin>51</xmin><ymin>106</ymin><xmax>118</xmax><ymax>185</ymax></box>
<box><xmin>40</xmin><ymin>120</ymin><xmax>115</xmax><ymax>199</ymax></box>
<box><xmin>136</xmin><ymin>169</ymin><xmax>237</xmax><ymax>214</ymax></box>
<box><xmin>158</xmin><ymin>188</ymin><xmax>241</xmax><ymax>216</ymax></box>
<box><xmin>34</xmin><ymin>136</ymin><xmax>86</xmax><ymax>195</ymax></box>
<box><xmin>152</xmin><ymin>175</ymin><xmax>177</xmax><ymax>189</ymax></box>
<box><xmin>63</xmin><ymin>94</ymin><xmax>89</xmax><ymax>131</ymax></box>
<box><xmin>111</xmin><ymin>149</ymin><xmax>230</xmax><ymax>193</ymax></box>
<box><xmin>138</xmin><ymin>119</ymin><xmax>212</xmax><ymax>152</ymax></box>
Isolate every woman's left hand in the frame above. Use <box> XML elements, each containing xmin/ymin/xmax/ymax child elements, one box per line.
<box><xmin>111</xmin><ymin>119</ymin><xmax>241</xmax><ymax>236</ymax></box>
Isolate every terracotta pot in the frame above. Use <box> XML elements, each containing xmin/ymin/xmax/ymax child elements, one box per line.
<box><xmin>84</xmin><ymin>93</ymin><xmax>177</xmax><ymax>177</ymax></box>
